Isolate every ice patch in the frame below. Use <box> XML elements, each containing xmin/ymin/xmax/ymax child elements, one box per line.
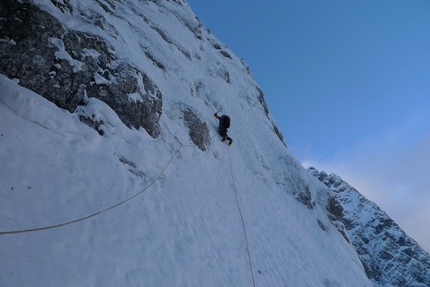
<box><xmin>127</xmin><ymin>92</ymin><xmax>143</xmax><ymax>103</ymax></box>
<box><xmin>82</xmin><ymin>48</ymin><xmax>101</xmax><ymax>59</ymax></box>
<box><xmin>48</xmin><ymin>37</ymin><xmax>85</xmax><ymax>72</ymax></box>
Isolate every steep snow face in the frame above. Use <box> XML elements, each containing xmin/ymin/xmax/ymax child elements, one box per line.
<box><xmin>0</xmin><ymin>1</ymin><xmax>371</xmax><ymax>286</ymax></box>
<box><xmin>309</xmin><ymin>167</ymin><xmax>430</xmax><ymax>287</ymax></box>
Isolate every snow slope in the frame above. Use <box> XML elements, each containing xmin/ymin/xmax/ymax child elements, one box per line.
<box><xmin>0</xmin><ymin>0</ymin><xmax>371</xmax><ymax>286</ymax></box>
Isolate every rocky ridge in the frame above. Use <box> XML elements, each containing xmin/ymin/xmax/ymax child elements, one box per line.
<box><xmin>309</xmin><ymin>167</ymin><xmax>430</xmax><ymax>287</ymax></box>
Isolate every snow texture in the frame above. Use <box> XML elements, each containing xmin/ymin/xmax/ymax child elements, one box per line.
<box><xmin>0</xmin><ymin>0</ymin><xmax>372</xmax><ymax>286</ymax></box>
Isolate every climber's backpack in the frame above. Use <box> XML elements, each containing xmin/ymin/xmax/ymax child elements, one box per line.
<box><xmin>221</xmin><ymin>115</ymin><xmax>230</xmax><ymax>128</ymax></box>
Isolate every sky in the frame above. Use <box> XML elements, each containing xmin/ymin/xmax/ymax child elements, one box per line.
<box><xmin>186</xmin><ymin>0</ymin><xmax>430</xmax><ymax>253</ymax></box>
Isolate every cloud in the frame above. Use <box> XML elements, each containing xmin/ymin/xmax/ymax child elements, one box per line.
<box><xmin>301</xmin><ymin>114</ymin><xmax>430</xmax><ymax>253</ymax></box>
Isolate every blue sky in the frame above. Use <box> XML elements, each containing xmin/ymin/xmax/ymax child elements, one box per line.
<box><xmin>186</xmin><ymin>0</ymin><xmax>430</xmax><ymax>252</ymax></box>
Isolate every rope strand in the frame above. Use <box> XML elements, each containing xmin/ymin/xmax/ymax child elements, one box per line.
<box><xmin>1</xmin><ymin>132</ymin><xmax>257</xmax><ymax>287</ymax></box>
<box><xmin>1</xmin><ymin>133</ymin><xmax>217</xmax><ymax>235</ymax></box>
<box><xmin>228</xmin><ymin>147</ymin><xmax>257</xmax><ymax>287</ymax></box>
<box><xmin>0</xmin><ymin>146</ymin><xmax>183</xmax><ymax>235</ymax></box>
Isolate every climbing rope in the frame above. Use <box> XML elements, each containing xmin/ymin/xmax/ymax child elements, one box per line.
<box><xmin>0</xmin><ymin>132</ymin><xmax>215</xmax><ymax>235</ymax></box>
<box><xmin>227</xmin><ymin>147</ymin><xmax>257</xmax><ymax>287</ymax></box>
<box><xmin>2</xmin><ymin>132</ymin><xmax>257</xmax><ymax>287</ymax></box>
<box><xmin>0</xmin><ymin>142</ymin><xmax>184</xmax><ymax>235</ymax></box>
<box><xmin>2</xmin><ymin>129</ymin><xmax>256</xmax><ymax>286</ymax></box>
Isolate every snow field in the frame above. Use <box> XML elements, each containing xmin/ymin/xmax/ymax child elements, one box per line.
<box><xmin>1</xmin><ymin>74</ymin><xmax>370</xmax><ymax>286</ymax></box>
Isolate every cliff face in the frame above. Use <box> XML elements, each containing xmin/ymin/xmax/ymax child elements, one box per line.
<box><xmin>309</xmin><ymin>167</ymin><xmax>430</xmax><ymax>287</ymax></box>
<box><xmin>0</xmin><ymin>0</ymin><xmax>372</xmax><ymax>286</ymax></box>
<box><xmin>0</xmin><ymin>0</ymin><xmax>164</xmax><ymax>137</ymax></box>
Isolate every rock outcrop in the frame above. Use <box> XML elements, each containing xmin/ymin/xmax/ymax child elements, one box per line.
<box><xmin>309</xmin><ymin>167</ymin><xmax>430</xmax><ymax>287</ymax></box>
<box><xmin>0</xmin><ymin>0</ymin><xmax>162</xmax><ymax>137</ymax></box>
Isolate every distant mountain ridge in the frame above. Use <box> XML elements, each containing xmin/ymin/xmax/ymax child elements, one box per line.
<box><xmin>308</xmin><ymin>167</ymin><xmax>430</xmax><ymax>287</ymax></box>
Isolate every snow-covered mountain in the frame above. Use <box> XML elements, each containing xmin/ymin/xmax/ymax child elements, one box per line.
<box><xmin>308</xmin><ymin>167</ymin><xmax>430</xmax><ymax>287</ymax></box>
<box><xmin>0</xmin><ymin>1</ymin><xmax>373</xmax><ymax>286</ymax></box>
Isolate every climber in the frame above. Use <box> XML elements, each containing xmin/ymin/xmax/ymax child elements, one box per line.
<box><xmin>214</xmin><ymin>112</ymin><xmax>233</xmax><ymax>146</ymax></box>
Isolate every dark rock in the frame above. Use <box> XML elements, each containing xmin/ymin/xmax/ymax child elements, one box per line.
<box><xmin>79</xmin><ymin>115</ymin><xmax>105</xmax><ymax>136</ymax></box>
<box><xmin>256</xmin><ymin>86</ymin><xmax>269</xmax><ymax>116</ymax></box>
<box><xmin>0</xmin><ymin>0</ymin><xmax>162</xmax><ymax>138</ymax></box>
<box><xmin>183</xmin><ymin>108</ymin><xmax>210</xmax><ymax>151</ymax></box>
<box><xmin>317</xmin><ymin>219</ymin><xmax>327</xmax><ymax>231</ymax></box>
<box><xmin>223</xmin><ymin>71</ymin><xmax>230</xmax><ymax>83</ymax></box>
<box><xmin>255</xmin><ymin>86</ymin><xmax>285</xmax><ymax>145</ymax></box>
<box><xmin>219</xmin><ymin>50</ymin><xmax>232</xmax><ymax>59</ymax></box>
<box><xmin>327</xmin><ymin>196</ymin><xmax>344</xmax><ymax>220</ymax></box>
<box><xmin>295</xmin><ymin>184</ymin><xmax>313</xmax><ymax>209</ymax></box>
